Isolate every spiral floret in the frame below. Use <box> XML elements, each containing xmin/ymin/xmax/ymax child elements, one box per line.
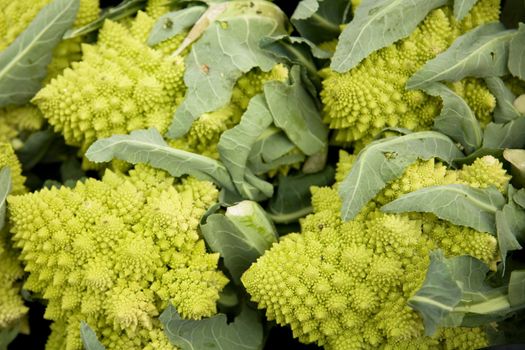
<box><xmin>8</xmin><ymin>165</ymin><xmax>228</xmax><ymax>349</ymax></box>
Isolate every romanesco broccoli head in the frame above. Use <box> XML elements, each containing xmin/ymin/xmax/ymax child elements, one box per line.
<box><xmin>0</xmin><ymin>230</ymin><xmax>28</xmax><ymax>330</ymax></box>
<box><xmin>242</xmin><ymin>151</ymin><xmax>507</xmax><ymax>349</ymax></box>
<box><xmin>8</xmin><ymin>164</ymin><xmax>228</xmax><ymax>349</ymax></box>
<box><xmin>0</xmin><ymin>142</ymin><xmax>26</xmax><ymax>195</ymax></box>
<box><xmin>449</xmin><ymin>78</ymin><xmax>496</xmax><ymax>127</ymax></box>
<box><xmin>458</xmin><ymin>155</ymin><xmax>512</xmax><ymax>192</ymax></box>
<box><xmin>145</xmin><ymin>0</ymin><xmax>173</xmax><ymax>20</ymax></box>
<box><xmin>0</xmin><ymin>143</ymin><xmax>27</xmax><ymax>331</ymax></box>
<box><xmin>33</xmin><ymin>13</ymin><xmax>186</xmax><ymax>153</ymax></box>
<box><xmin>0</xmin><ymin>106</ymin><xmax>45</xmax><ymax>147</ymax></box>
<box><xmin>45</xmin><ymin>0</ymin><xmax>100</xmax><ymax>81</ymax></box>
<box><xmin>320</xmin><ymin>0</ymin><xmax>500</xmax><ymax>149</ymax></box>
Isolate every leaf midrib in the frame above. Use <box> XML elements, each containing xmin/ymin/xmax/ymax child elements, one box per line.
<box><xmin>334</xmin><ymin>0</ymin><xmax>400</xmax><ymax>70</ymax></box>
<box><xmin>0</xmin><ymin>1</ymin><xmax>74</xmax><ymax>83</ymax></box>
<box><xmin>408</xmin><ymin>30</ymin><xmax>516</xmax><ymax>89</ymax></box>
<box><xmin>340</xmin><ymin>131</ymin><xmax>457</xmax><ymax>220</ymax></box>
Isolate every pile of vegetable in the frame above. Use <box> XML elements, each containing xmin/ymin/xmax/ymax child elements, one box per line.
<box><xmin>1</xmin><ymin>0</ymin><xmax>525</xmax><ymax>349</ymax></box>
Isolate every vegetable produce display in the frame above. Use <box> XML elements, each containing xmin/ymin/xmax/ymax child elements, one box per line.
<box><xmin>0</xmin><ymin>0</ymin><xmax>524</xmax><ymax>349</ymax></box>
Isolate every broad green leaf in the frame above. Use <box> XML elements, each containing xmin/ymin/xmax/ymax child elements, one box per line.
<box><xmin>249</xmin><ymin>151</ymin><xmax>305</xmax><ymax>176</ymax></box>
<box><xmin>408</xmin><ymin>251</ymin><xmax>463</xmax><ymax>336</ymax></box>
<box><xmin>485</xmin><ymin>77</ymin><xmax>522</xmax><ymax>122</ymax></box>
<box><xmin>446</xmin><ymin>255</ymin><xmax>491</xmax><ymax>300</ymax></box>
<box><xmin>495</xmin><ymin>204</ymin><xmax>524</xmax><ymax>266</ymax></box>
<box><xmin>218</xmin><ymin>94</ymin><xmax>274</xmax><ymax>200</ymax></box>
<box><xmin>264</xmin><ymin>66</ymin><xmax>328</xmax><ymax>155</ymax></box>
<box><xmin>63</xmin><ymin>0</ymin><xmax>145</xmax><ymax>39</ymax></box>
<box><xmin>218</xmin><ymin>0</ymin><xmax>287</xmax><ymax>22</ymax></box>
<box><xmin>437</xmin><ymin>259</ymin><xmax>512</xmax><ymax>327</ymax></box>
<box><xmin>85</xmin><ymin>128</ymin><xmax>236</xmax><ymax>193</ymax></box>
<box><xmin>226</xmin><ymin>201</ymin><xmax>278</xmax><ymax>246</ymax></box>
<box><xmin>241</xmin><ymin>168</ymin><xmax>275</xmax><ymax>200</ymax></box>
<box><xmin>248</xmin><ymin>134</ymin><xmax>305</xmax><ymax>175</ymax></box>
<box><xmin>217</xmin><ymin>283</ymin><xmax>239</xmax><ymax>309</ymax></box>
<box><xmin>80</xmin><ymin>321</ymin><xmax>105</xmax><ymax>350</ymax></box>
<box><xmin>504</xmin><ymin>149</ymin><xmax>525</xmax><ymax>188</ymax></box>
<box><xmin>449</xmin><ymin>284</ymin><xmax>520</xmax><ymax>327</ymax></box>
<box><xmin>514</xmin><ymin>189</ymin><xmax>525</xmax><ymax>209</ymax></box>
<box><xmin>382</xmin><ymin>184</ymin><xmax>505</xmax><ymax>234</ymax></box>
<box><xmin>247</xmin><ymin>127</ymin><xmax>298</xmax><ymax>167</ymax></box>
<box><xmin>509</xmin><ymin>23</ymin><xmax>525</xmax><ymax>79</ymax></box>
<box><xmin>407</xmin><ymin>23</ymin><xmax>515</xmax><ymax>89</ymax></box>
<box><xmin>201</xmin><ymin>201</ymin><xmax>277</xmax><ymax>284</ymax></box>
<box><xmin>482</xmin><ymin>117</ymin><xmax>525</xmax><ymax>149</ymax></box>
<box><xmin>219</xmin><ymin>188</ymin><xmax>245</xmax><ymax>206</ymax></box>
<box><xmin>243</xmin><ymin>114</ymin><xmax>310</xmax><ymax>177</ymax></box>
<box><xmin>509</xmin><ymin>270</ymin><xmax>525</xmax><ymax>306</ymax></box>
<box><xmin>454</xmin><ymin>0</ymin><xmax>479</xmax><ymax>20</ymax></box>
<box><xmin>423</xmin><ymin>83</ymin><xmax>482</xmax><ymax>154</ymax></box>
<box><xmin>167</xmin><ymin>6</ymin><xmax>287</xmax><ymax>139</ymax></box>
<box><xmin>147</xmin><ymin>6</ymin><xmax>206</xmax><ymax>46</ymax></box>
<box><xmin>408</xmin><ymin>251</ymin><xmax>519</xmax><ymax>334</ymax></box>
<box><xmin>0</xmin><ymin>0</ymin><xmax>80</xmax><ymax>106</ymax></box>
<box><xmin>331</xmin><ymin>0</ymin><xmax>447</xmax><ymax>73</ymax></box>
<box><xmin>453</xmin><ymin>147</ymin><xmax>503</xmax><ymax>167</ymax></box>
<box><xmin>0</xmin><ymin>168</ymin><xmax>12</xmax><ymax>231</ymax></box>
<box><xmin>0</xmin><ymin>326</ymin><xmax>19</xmax><ymax>350</ymax></box>
<box><xmin>339</xmin><ymin>131</ymin><xmax>464</xmax><ymax>221</ymax></box>
<box><xmin>302</xmin><ymin>148</ymin><xmax>328</xmax><ymax>173</ymax></box>
<box><xmin>291</xmin><ymin>0</ymin><xmax>350</xmax><ymax>44</ymax></box>
<box><xmin>160</xmin><ymin>304</ymin><xmax>263</xmax><ymax>350</ymax></box>
<box><xmin>268</xmin><ymin>166</ymin><xmax>335</xmax><ymax>224</ymax></box>
<box><xmin>169</xmin><ymin>3</ymin><xmax>231</xmax><ymax>58</ymax></box>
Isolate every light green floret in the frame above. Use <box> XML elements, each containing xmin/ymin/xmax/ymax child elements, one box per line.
<box><xmin>0</xmin><ymin>143</ymin><xmax>28</xmax><ymax>332</ymax></box>
<box><xmin>8</xmin><ymin>164</ymin><xmax>228</xmax><ymax>350</ymax></box>
<box><xmin>320</xmin><ymin>0</ymin><xmax>500</xmax><ymax>149</ymax></box>
<box><xmin>33</xmin><ymin>12</ymin><xmax>186</xmax><ymax>154</ymax></box>
<box><xmin>0</xmin><ymin>143</ymin><xmax>27</xmax><ymax>194</ymax></box>
<box><xmin>0</xmin><ymin>105</ymin><xmax>45</xmax><ymax>148</ymax></box>
<box><xmin>242</xmin><ymin>150</ymin><xmax>509</xmax><ymax>349</ymax></box>
<box><xmin>0</xmin><ymin>232</ymin><xmax>28</xmax><ymax>330</ymax></box>
<box><xmin>0</xmin><ymin>217</ymin><xmax>28</xmax><ymax>336</ymax></box>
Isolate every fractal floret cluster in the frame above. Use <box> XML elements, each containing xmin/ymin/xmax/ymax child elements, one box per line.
<box><xmin>33</xmin><ymin>11</ymin><xmax>186</xmax><ymax>153</ymax></box>
<box><xmin>242</xmin><ymin>151</ymin><xmax>509</xmax><ymax>350</ymax></box>
<box><xmin>0</xmin><ymin>143</ymin><xmax>28</xmax><ymax>331</ymax></box>
<box><xmin>320</xmin><ymin>0</ymin><xmax>500</xmax><ymax>148</ymax></box>
<box><xmin>0</xmin><ymin>229</ymin><xmax>27</xmax><ymax>331</ymax></box>
<box><xmin>0</xmin><ymin>105</ymin><xmax>45</xmax><ymax>147</ymax></box>
<box><xmin>8</xmin><ymin>165</ymin><xmax>229</xmax><ymax>349</ymax></box>
<box><xmin>0</xmin><ymin>142</ymin><xmax>27</xmax><ymax>194</ymax></box>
